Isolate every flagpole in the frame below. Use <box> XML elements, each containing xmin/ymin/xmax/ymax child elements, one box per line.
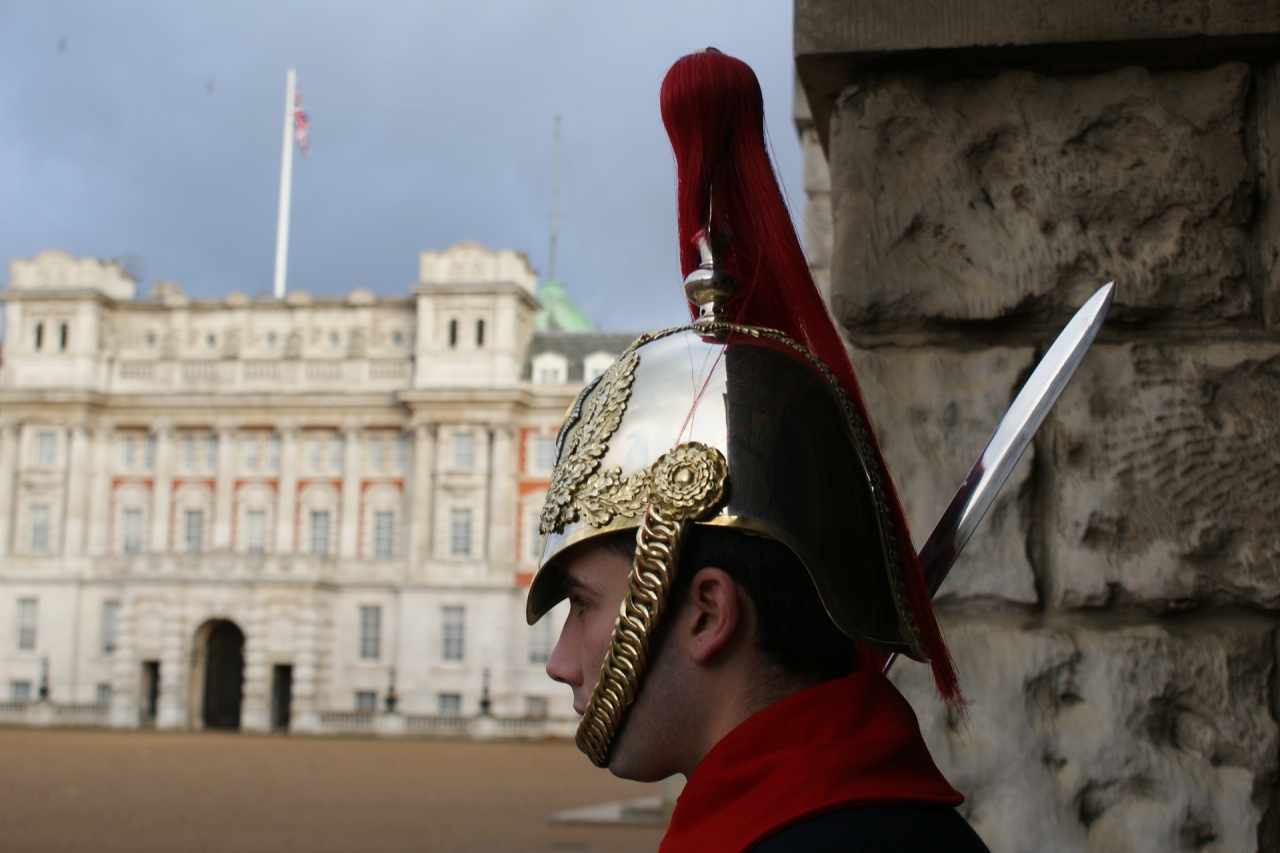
<box><xmin>272</xmin><ymin>68</ymin><xmax>296</xmax><ymax>300</ymax></box>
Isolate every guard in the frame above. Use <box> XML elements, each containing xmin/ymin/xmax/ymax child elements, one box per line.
<box><xmin>529</xmin><ymin>49</ymin><xmax>990</xmax><ymax>852</ymax></box>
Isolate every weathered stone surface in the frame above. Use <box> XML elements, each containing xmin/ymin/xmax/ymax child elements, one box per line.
<box><xmin>850</xmin><ymin>345</ymin><xmax>1038</xmax><ymax>603</ymax></box>
<box><xmin>1258</xmin><ymin>63</ymin><xmax>1280</xmax><ymax>330</ymax></box>
<box><xmin>1047</xmin><ymin>342</ymin><xmax>1280</xmax><ymax>609</ymax></box>
<box><xmin>796</xmin><ymin>0</ymin><xmax>1280</xmax><ymax>57</ymax></box>
<box><xmin>828</xmin><ymin>63</ymin><xmax>1257</xmax><ymax>327</ymax></box>
<box><xmin>892</xmin><ymin>619</ymin><xmax>1278</xmax><ymax>853</ymax></box>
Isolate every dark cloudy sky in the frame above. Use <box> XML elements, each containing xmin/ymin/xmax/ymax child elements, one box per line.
<box><xmin>0</xmin><ymin>1</ymin><xmax>803</xmax><ymax>332</ymax></box>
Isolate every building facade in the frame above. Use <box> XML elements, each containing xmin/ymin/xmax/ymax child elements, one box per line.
<box><xmin>0</xmin><ymin>243</ymin><xmax>633</xmax><ymax>734</ymax></box>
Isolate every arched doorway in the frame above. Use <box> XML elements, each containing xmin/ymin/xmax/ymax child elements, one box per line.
<box><xmin>201</xmin><ymin>620</ymin><xmax>244</xmax><ymax>730</ymax></box>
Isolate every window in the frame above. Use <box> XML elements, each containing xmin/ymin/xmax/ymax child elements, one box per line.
<box><xmin>525</xmin><ymin>696</ymin><xmax>549</xmax><ymax>719</ymax></box>
<box><xmin>17</xmin><ymin>599</ymin><xmax>37</xmax><ymax>651</ymax></box>
<box><xmin>529</xmin><ymin>618</ymin><xmax>552</xmax><ymax>665</ymax></box>
<box><xmin>532</xmin><ymin>435</ymin><xmax>556</xmax><ymax>473</ymax></box>
<box><xmin>267</xmin><ymin>435</ymin><xmax>281</xmax><ymax>472</ymax></box>
<box><xmin>96</xmin><ymin>683</ymin><xmax>113</xmax><ymax>705</ymax></box>
<box><xmin>307</xmin><ymin>438</ymin><xmax>322</xmax><ymax>472</ymax></box>
<box><xmin>243</xmin><ymin>437</ymin><xmax>259</xmax><ymax>471</ymax></box>
<box><xmin>331</xmin><ymin>435</ymin><xmax>345</xmax><ymax>472</ymax></box>
<box><xmin>36</xmin><ymin>431</ymin><xmax>55</xmax><ymax>467</ymax></box>
<box><xmin>309</xmin><ymin>510</ymin><xmax>331</xmax><ymax>557</ymax></box>
<box><xmin>359</xmin><ymin>605</ymin><xmax>381</xmax><ymax>660</ymax></box>
<box><xmin>145</xmin><ymin>435</ymin><xmax>156</xmax><ymax>471</ymax></box>
<box><xmin>30</xmin><ymin>505</ymin><xmax>50</xmax><ymax>553</ymax></box>
<box><xmin>392</xmin><ymin>435</ymin><xmax>405</xmax><ymax>473</ymax></box>
<box><xmin>59</xmin><ymin>322</ymin><xmax>68</xmax><ymax>351</ymax></box>
<box><xmin>476</xmin><ymin>319</ymin><xmax>485</xmax><ymax>347</ymax></box>
<box><xmin>448</xmin><ymin>319</ymin><xmax>458</xmax><ymax>348</ymax></box>
<box><xmin>453</xmin><ymin>433</ymin><xmax>475</xmax><ymax>469</ymax></box>
<box><xmin>533</xmin><ymin>352</ymin><xmax>569</xmax><ymax>386</ymax></box>
<box><xmin>529</xmin><ymin>514</ymin><xmax>543</xmax><ymax>560</ymax></box>
<box><xmin>102</xmin><ymin>601</ymin><xmax>120</xmax><ymax>654</ymax></box>
<box><xmin>246</xmin><ymin>510</ymin><xmax>267</xmax><ymax>555</ymax></box>
<box><xmin>183</xmin><ymin>436</ymin><xmax>197</xmax><ymax>470</ymax></box>
<box><xmin>449</xmin><ymin>509</ymin><xmax>472</xmax><ymax>557</ymax></box>
<box><xmin>123</xmin><ymin>437</ymin><xmax>137</xmax><ymax>471</ymax></box>
<box><xmin>583</xmin><ymin>352</ymin><xmax>615</xmax><ymax>383</ymax></box>
<box><xmin>373</xmin><ymin>512</ymin><xmax>395</xmax><ymax>559</ymax></box>
<box><xmin>10</xmin><ymin>681</ymin><xmax>31</xmax><ymax>703</ymax></box>
<box><xmin>438</xmin><ymin>693</ymin><xmax>461</xmax><ymax>715</ymax></box>
<box><xmin>442</xmin><ymin>606</ymin><xmax>465</xmax><ymax>662</ymax></box>
<box><xmin>206</xmin><ymin>435</ymin><xmax>218</xmax><ymax>470</ymax></box>
<box><xmin>122</xmin><ymin>509</ymin><xmax>142</xmax><ymax>554</ymax></box>
<box><xmin>368</xmin><ymin>437</ymin><xmax>384</xmax><ymax>474</ymax></box>
<box><xmin>355</xmin><ymin>691</ymin><xmax>377</xmax><ymax>712</ymax></box>
<box><xmin>34</xmin><ymin>323</ymin><xmax>43</xmax><ymax>351</ymax></box>
<box><xmin>184</xmin><ymin>509</ymin><xmax>203</xmax><ymax>554</ymax></box>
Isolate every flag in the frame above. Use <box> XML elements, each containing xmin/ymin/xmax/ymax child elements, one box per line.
<box><xmin>293</xmin><ymin>89</ymin><xmax>310</xmax><ymax>156</ymax></box>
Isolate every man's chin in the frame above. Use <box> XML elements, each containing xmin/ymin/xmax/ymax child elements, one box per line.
<box><xmin>605</xmin><ymin>728</ymin><xmax>672</xmax><ymax>782</ymax></box>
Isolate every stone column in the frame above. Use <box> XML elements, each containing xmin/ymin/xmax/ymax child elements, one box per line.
<box><xmin>239</xmin><ymin>603</ymin><xmax>269</xmax><ymax>732</ymax></box>
<box><xmin>86</xmin><ymin>427</ymin><xmax>112</xmax><ymax>556</ymax></box>
<box><xmin>339</xmin><ymin>428</ymin><xmax>361</xmax><ymax>558</ymax></box>
<box><xmin>0</xmin><ymin>423</ymin><xmax>18</xmax><ymax>556</ymax></box>
<box><xmin>795</xmin><ymin>3</ymin><xmax>1280</xmax><ymax>848</ymax></box>
<box><xmin>410</xmin><ymin>424</ymin><xmax>435</xmax><ymax>571</ymax></box>
<box><xmin>108</xmin><ymin>595</ymin><xmax>137</xmax><ymax>728</ymax></box>
<box><xmin>62</xmin><ymin>425</ymin><xmax>91</xmax><ymax>556</ymax></box>
<box><xmin>212</xmin><ymin>427</ymin><xmax>235</xmax><ymax>550</ymax></box>
<box><xmin>275</xmin><ymin>429</ymin><xmax>298</xmax><ymax>555</ymax></box>
<box><xmin>486</xmin><ymin>426</ymin><xmax>515</xmax><ymax>578</ymax></box>
<box><xmin>155</xmin><ymin>607</ymin><xmax>185</xmax><ymax>729</ymax></box>
<box><xmin>290</xmin><ymin>600</ymin><xmax>321</xmax><ymax>733</ymax></box>
<box><xmin>150</xmin><ymin>428</ymin><xmax>174</xmax><ymax>552</ymax></box>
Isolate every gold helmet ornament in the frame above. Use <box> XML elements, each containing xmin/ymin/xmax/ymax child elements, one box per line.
<box><xmin>527</xmin><ymin>50</ymin><xmax>961</xmax><ymax>768</ymax></box>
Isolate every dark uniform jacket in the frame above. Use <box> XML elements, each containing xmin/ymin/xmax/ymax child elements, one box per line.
<box><xmin>659</xmin><ymin>671</ymin><xmax>989</xmax><ymax>853</ymax></box>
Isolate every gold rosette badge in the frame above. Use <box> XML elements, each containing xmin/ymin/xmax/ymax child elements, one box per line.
<box><xmin>649</xmin><ymin>442</ymin><xmax>728</xmax><ymax>521</ymax></box>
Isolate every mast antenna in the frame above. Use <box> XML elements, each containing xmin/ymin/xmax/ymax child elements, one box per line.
<box><xmin>549</xmin><ymin>115</ymin><xmax>561</xmax><ymax>282</ymax></box>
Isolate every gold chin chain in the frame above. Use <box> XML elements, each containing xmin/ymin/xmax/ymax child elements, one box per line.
<box><xmin>576</xmin><ymin>442</ymin><xmax>728</xmax><ymax>767</ymax></box>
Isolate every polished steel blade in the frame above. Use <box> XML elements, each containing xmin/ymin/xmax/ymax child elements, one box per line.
<box><xmin>885</xmin><ymin>282</ymin><xmax>1114</xmax><ymax>672</ymax></box>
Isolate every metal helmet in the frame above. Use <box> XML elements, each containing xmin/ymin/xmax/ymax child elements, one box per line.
<box><xmin>526</xmin><ymin>50</ymin><xmax>956</xmax><ymax>768</ymax></box>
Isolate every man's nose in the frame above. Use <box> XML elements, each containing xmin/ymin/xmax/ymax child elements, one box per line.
<box><xmin>545</xmin><ymin>618</ymin><xmax>580</xmax><ymax>687</ymax></box>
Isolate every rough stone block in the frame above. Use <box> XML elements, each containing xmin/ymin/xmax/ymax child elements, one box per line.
<box><xmin>1047</xmin><ymin>342</ymin><xmax>1280</xmax><ymax>609</ymax></box>
<box><xmin>892</xmin><ymin>619</ymin><xmax>1278</xmax><ymax>853</ymax></box>
<box><xmin>850</xmin><ymin>345</ymin><xmax>1038</xmax><ymax>603</ymax></box>
<box><xmin>828</xmin><ymin>64</ymin><xmax>1257</xmax><ymax>327</ymax></box>
<box><xmin>796</xmin><ymin>0</ymin><xmax>1280</xmax><ymax>58</ymax></box>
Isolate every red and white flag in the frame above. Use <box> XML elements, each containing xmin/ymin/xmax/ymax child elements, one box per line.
<box><xmin>293</xmin><ymin>89</ymin><xmax>310</xmax><ymax>156</ymax></box>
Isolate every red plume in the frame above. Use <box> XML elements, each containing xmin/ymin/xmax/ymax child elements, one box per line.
<box><xmin>660</xmin><ymin>50</ymin><xmax>963</xmax><ymax>709</ymax></box>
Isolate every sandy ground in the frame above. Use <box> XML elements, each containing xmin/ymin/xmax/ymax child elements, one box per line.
<box><xmin>0</xmin><ymin>728</ymin><xmax>667</xmax><ymax>853</ymax></box>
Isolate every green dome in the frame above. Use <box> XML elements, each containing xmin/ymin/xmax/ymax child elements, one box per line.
<box><xmin>533</xmin><ymin>279</ymin><xmax>594</xmax><ymax>333</ymax></box>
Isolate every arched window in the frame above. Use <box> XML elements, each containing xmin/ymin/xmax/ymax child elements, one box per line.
<box><xmin>34</xmin><ymin>323</ymin><xmax>43</xmax><ymax>351</ymax></box>
<box><xmin>59</xmin><ymin>323</ymin><xmax>68</xmax><ymax>351</ymax></box>
<box><xmin>448</xmin><ymin>319</ymin><xmax>458</xmax><ymax>348</ymax></box>
<box><xmin>475</xmin><ymin>319</ymin><xmax>485</xmax><ymax>348</ymax></box>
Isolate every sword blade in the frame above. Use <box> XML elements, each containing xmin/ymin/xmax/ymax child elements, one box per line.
<box><xmin>884</xmin><ymin>282</ymin><xmax>1114</xmax><ymax>673</ymax></box>
<box><xmin>917</xmin><ymin>282</ymin><xmax>1113</xmax><ymax>596</ymax></box>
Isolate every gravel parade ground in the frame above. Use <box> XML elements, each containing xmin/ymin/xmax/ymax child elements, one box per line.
<box><xmin>0</xmin><ymin>728</ymin><xmax>666</xmax><ymax>853</ymax></box>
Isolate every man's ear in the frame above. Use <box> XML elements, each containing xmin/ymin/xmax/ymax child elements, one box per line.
<box><xmin>680</xmin><ymin>567</ymin><xmax>744</xmax><ymax>665</ymax></box>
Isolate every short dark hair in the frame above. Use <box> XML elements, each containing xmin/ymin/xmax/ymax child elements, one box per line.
<box><xmin>607</xmin><ymin>525</ymin><xmax>858</xmax><ymax>685</ymax></box>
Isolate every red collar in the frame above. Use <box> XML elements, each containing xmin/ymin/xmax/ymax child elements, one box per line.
<box><xmin>659</xmin><ymin>670</ymin><xmax>961</xmax><ymax>853</ymax></box>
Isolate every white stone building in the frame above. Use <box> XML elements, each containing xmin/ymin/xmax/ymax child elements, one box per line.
<box><xmin>0</xmin><ymin>243</ymin><xmax>634</xmax><ymax>735</ymax></box>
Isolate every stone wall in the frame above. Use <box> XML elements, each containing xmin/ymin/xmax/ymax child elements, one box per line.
<box><xmin>795</xmin><ymin>2</ymin><xmax>1280</xmax><ymax>850</ymax></box>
